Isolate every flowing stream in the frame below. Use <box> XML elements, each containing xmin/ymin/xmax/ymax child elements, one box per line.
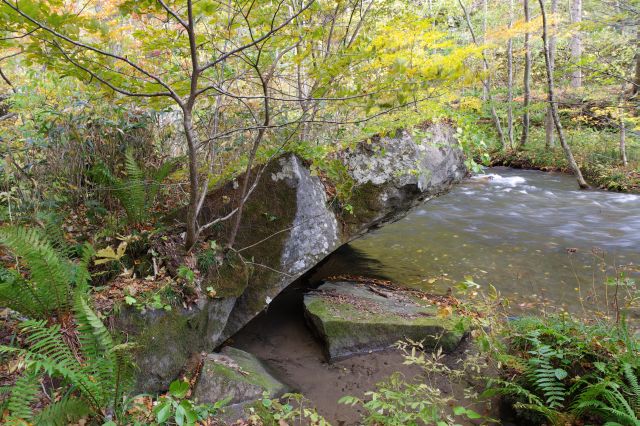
<box><xmin>315</xmin><ymin>167</ymin><xmax>640</xmax><ymax>312</ymax></box>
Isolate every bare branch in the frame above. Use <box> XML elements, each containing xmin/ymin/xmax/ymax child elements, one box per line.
<box><xmin>2</xmin><ymin>0</ymin><xmax>181</xmax><ymax>102</ymax></box>
<box><xmin>200</xmin><ymin>0</ymin><xmax>316</xmax><ymax>73</ymax></box>
<box><xmin>157</xmin><ymin>0</ymin><xmax>189</xmax><ymax>30</ymax></box>
<box><xmin>52</xmin><ymin>42</ymin><xmax>173</xmax><ymax>98</ymax></box>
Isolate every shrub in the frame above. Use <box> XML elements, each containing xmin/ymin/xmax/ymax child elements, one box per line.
<box><xmin>91</xmin><ymin>149</ymin><xmax>180</xmax><ymax>225</ymax></box>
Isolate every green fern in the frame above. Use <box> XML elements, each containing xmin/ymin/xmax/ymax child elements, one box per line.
<box><xmin>526</xmin><ymin>345</ymin><xmax>567</xmax><ymax>409</ymax></box>
<box><xmin>1</xmin><ymin>226</ymin><xmax>132</xmax><ymax>423</ymax></box>
<box><xmin>0</xmin><ymin>227</ymin><xmax>74</xmax><ymax>319</ymax></box>
<box><xmin>0</xmin><ymin>226</ymin><xmax>93</xmax><ymax>320</ymax></box>
<box><xmin>0</xmin><ymin>291</ymin><xmax>134</xmax><ymax>423</ymax></box>
<box><xmin>91</xmin><ymin>149</ymin><xmax>179</xmax><ymax>224</ymax></box>
<box><xmin>33</xmin><ymin>396</ymin><xmax>91</xmax><ymax>426</ymax></box>
<box><xmin>5</xmin><ymin>370</ymin><xmax>40</xmax><ymax>422</ymax></box>
<box><xmin>574</xmin><ymin>380</ymin><xmax>640</xmax><ymax>426</ymax></box>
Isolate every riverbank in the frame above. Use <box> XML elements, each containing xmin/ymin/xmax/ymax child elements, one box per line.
<box><xmin>490</xmin><ymin>150</ymin><xmax>640</xmax><ymax>193</ymax></box>
<box><xmin>485</xmin><ymin>131</ymin><xmax>640</xmax><ymax>192</ymax></box>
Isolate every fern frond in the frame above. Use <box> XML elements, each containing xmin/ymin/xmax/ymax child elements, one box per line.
<box><xmin>122</xmin><ymin>149</ymin><xmax>146</xmax><ymax>223</ymax></box>
<box><xmin>147</xmin><ymin>157</ymin><xmax>180</xmax><ymax>204</ymax></box>
<box><xmin>0</xmin><ymin>226</ymin><xmax>73</xmax><ymax>318</ymax></box>
<box><xmin>526</xmin><ymin>346</ymin><xmax>566</xmax><ymax>409</ymax></box>
<box><xmin>123</xmin><ymin>148</ymin><xmax>145</xmax><ymax>183</ymax></box>
<box><xmin>1</xmin><ymin>320</ymin><xmax>103</xmax><ymax>411</ymax></box>
<box><xmin>5</xmin><ymin>369</ymin><xmax>40</xmax><ymax>422</ymax></box>
<box><xmin>33</xmin><ymin>395</ymin><xmax>90</xmax><ymax>426</ymax></box>
<box><xmin>74</xmin><ymin>290</ymin><xmax>113</xmax><ymax>357</ymax></box>
<box><xmin>513</xmin><ymin>402</ymin><xmax>561</xmax><ymax>424</ymax></box>
<box><xmin>74</xmin><ymin>290</ymin><xmax>134</xmax><ymax>410</ymax></box>
<box><xmin>90</xmin><ymin>151</ymin><xmax>176</xmax><ymax>224</ymax></box>
<box><xmin>483</xmin><ymin>378</ymin><xmax>546</xmax><ymax>406</ymax></box>
<box><xmin>574</xmin><ymin>380</ymin><xmax>640</xmax><ymax>425</ymax></box>
<box><xmin>73</xmin><ymin>243</ymin><xmax>94</xmax><ymax>293</ymax></box>
<box><xmin>621</xmin><ymin>363</ymin><xmax>640</xmax><ymax>412</ymax></box>
<box><xmin>37</xmin><ymin>212</ymin><xmax>75</xmax><ymax>260</ymax></box>
<box><xmin>0</xmin><ymin>268</ymin><xmax>43</xmax><ymax>319</ymax></box>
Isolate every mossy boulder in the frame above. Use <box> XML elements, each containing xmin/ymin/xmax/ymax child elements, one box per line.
<box><xmin>118</xmin><ymin>122</ymin><xmax>466</xmax><ymax>393</ymax></box>
<box><xmin>114</xmin><ymin>298</ymin><xmax>237</xmax><ymax>393</ymax></box>
<box><xmin>193</xmin><ymin>347</ymin><xmax>288</xmax><ymax>407</ymax></box>
<box><xmin>304</xmin><ymin>280</ymin><xmax>467</xmax><ymax>361</ymax></box>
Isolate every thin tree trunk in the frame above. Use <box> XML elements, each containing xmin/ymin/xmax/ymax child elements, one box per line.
<box><xmin>507</xmin><ymin>0</ymin><xmax>515</xmax><ymax>149</ymax></box>
<box><xmin>183</xmin><ymin>108</ymin><xmax>201</xmax><ymax>249</ymax></box>
<box><xmin>619</xmin><ymin>89</ymin><xmax>628</xmax><ymax>167</ymax></box>
<box><xmin>569</xmin><ymin>0</ymin><xmax>582</xmax><ymax>88</ymax></box>
<box><xmin>520</xmin><ymin>0</ymin><xmax>531</xmax><ymax>147</ymax></box>
<box><xmin>227</xmin><ymin>70</ymin><xmax>270</xmax><ymax>250</ymax></box>
<box><xmin>634</xmin><ymin>29</ymin><xmax>640</xmax><ymax>95</ymax></box>
<box><xmin>539</xmin><ymin>0</ymin><xmax>588</xmax><ymax>189</ymax></box>
<box><xmin>482</xmin><ymin>0</ymin><xmax>489</xmax><ymax>101</ymax></box>
<box><xmin>545</xmin><ymin>0</ymin><xmax>558</xmax><ymax>148</ymax></box>
<box><xmin>458</xmin><ymin>0</ymin><xmax>506</xmax><ymax>147</ymax></box>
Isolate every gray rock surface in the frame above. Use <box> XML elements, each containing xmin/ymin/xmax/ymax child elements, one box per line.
<box><xmin>304</xmin><ymin>281</ymin><xmax>466</xmax><ymax>360</ymax></box>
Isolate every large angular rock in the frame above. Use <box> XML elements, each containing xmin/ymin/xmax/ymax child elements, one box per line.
<box><xmin>194</xmin><ymin>347</ymin><xmax>288</xmax><ymax>406</ymax></box>
<box><xmin>304</xmin><ymin>280</ymin><xmax>466</xmax><ymax>361</ymax></box>
<box><xmin>118</xmin><ymin>122</ymin><xmax>466</xmax><ymax>392</ymax></box>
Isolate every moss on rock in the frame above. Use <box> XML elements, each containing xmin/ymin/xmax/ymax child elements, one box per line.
<box><xmin>304</xmin><ymin>281</ymin><xmax>466</xmax><ymax>361</ymax></box>
<box><xmin>193</xmin><ymin>347</ymin><xmax>288</xmax><ymax>406</ymax></box>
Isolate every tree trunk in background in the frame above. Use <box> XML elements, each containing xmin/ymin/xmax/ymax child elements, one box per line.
<box><xmin>545</xmin><ymin>0</ymin><xmax>558</xmax><ymax>148</ymax></box>
<box><xmin>507</xmin><ymin>0</ymin><xmax>515</xmax><ymax>149</ymax></box>
<box><xmin>569</xmin><ymin>0</ymin><xmax>582</xmax><ymax>88</ymax></box>
<box><xmin>619</xmin><ymin>89</ymin><xmax>628</xmax><ymax>167</ymax></box>
<box><xmin>634</xmin><ymin>29</ymin><xmax>640</xmax><ymax>95</ymax></box>
<box><xmin>520</xmin><ymin>0</ymin><xmax>531</xmax><ymax>147</ymax></box>
<box><xmin>482</xmin><ymin>0</ymin><xmax>489</xmax><ymax>101</ymax></box>
<box><xmin>539</xmin><ymin>0</ymin><xmax>589</xmax><ymax>189</ymax></box>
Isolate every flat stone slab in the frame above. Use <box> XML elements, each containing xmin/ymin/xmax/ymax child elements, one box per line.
<box><xmin>193</xmin><ymin>347</ymin><xmax>288</xmax><ymax>407</ymax></box>
<box><xmin>304</xmin><ymin>279</ymin><xmax>466</xmax><ymax>361</ymax></box>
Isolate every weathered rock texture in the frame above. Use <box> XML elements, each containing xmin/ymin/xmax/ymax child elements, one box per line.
<box><xmin>117</xmin><ymin>122</ymin><xmax>466</xmax><ymax>392</ymax></box>
<box><xmin>194</xmin><ymin>347</ymin><xmax>288</xmax><ymax>406</ymax></box>
<box><xmin>304</xmin><ymin>281</ymin><xmax>466</xmax><ymax>360</ymax></box>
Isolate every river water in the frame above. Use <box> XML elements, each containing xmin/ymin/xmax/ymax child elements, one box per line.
<box><xmin>313</xmin><ymin>167</ymin><xmax>640</xmax><ymax>313</ymax></box>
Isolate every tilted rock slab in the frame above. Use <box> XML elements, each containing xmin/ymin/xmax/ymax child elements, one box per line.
<box><xmin>116</xmin><ymin>122</ymin><xmax>467</xmax><ymax>392</ymax></box>
<box><xmin>304</xmin><ymin>281</ymin><xmax>466</xmax><ymax>361</ymax></box>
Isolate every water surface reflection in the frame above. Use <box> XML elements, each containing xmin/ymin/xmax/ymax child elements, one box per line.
<box><xmin>315</xmin><ymin>168</ymin><xmax>640</xmax><ymax>313</ymax></box>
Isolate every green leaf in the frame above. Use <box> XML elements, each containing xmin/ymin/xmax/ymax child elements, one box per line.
<box><xmin>554</xmin><ymin>369</ymin><xmax>568</xmax><ymax>380</ymax></box>
<box><xmin>179</xmin><ymin>400</ymin><xmax>198</xmax><ymax>425</ymax></box>
<box><xmin>154</xmin><ymin>401</ymin><xmax>172</xmax><ymax>424</ymax></box>
<box><xmin>593</xmin><ymin>361</ymin><xmax>606</xmax><ymax>373</ymax></box>
<box><xmin>453</xmin><ymin>406</ymin><xmax>466</xmax><ymax>416</ymax></box>
<box><xmin>175</xmin><ymin>403</ymin><xmax>186</xmax><ymax>426</ymax></box>
<box><xmin>465</xmin><ymin>409</ymin><xmax>483</xmax><ymax>419</ymax></box>
<box><xmin>169</xmin><ymin>379</ymin><xmax>190</xmax><ymax>398</ymax></box>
